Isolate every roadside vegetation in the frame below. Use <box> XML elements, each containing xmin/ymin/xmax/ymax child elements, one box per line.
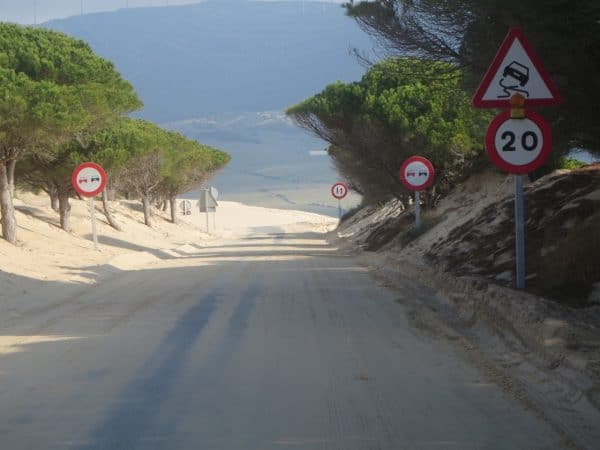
<box><xmin>288</xmin><ymin>1</ymin><xmax>600</xmax><ymax>304</ymax></box>
<box><xmin>288</xmin><ymin>0</ymin><xmax>599</xmax><ymax>207</ymax></box>
<box><xmin>0</xmin><ymin>24</ymin><xmax>229</xmax><ymax>243</ymax></box>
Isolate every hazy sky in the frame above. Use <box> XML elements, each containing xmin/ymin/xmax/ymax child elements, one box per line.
<box><xmin>0</xmin><ymin>0</ymin><xmax>345</xmax><ymax>25</ymax></box>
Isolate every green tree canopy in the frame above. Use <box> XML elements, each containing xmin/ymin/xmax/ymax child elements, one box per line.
<box><xmin>345</xmin><ymin>1</ymin><xmax>600</xmax><ymax>159</ymax></box>
<box><xmin>287</xmin><ymin>57</ymin><xmax>489</xmax><ymax>204</ymax></box>
<box><xmin>0</xmin><ymin>23</ymin><xmax>142</xmax><ymax>242</ymax></box>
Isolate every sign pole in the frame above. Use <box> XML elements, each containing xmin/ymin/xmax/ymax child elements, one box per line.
<box><xmin>414</xmin><ymin>191</ymin><xmax>421</xmax><ymax>230</ymax></box>
<box><xmin>472</xmin><ymin>29</ymin><xmax>561</xmax><ymax>291</ymax></box>
<box><xmin>89</xmin><ymin>197</ymin><xmax>99</xmax><ymax>251</ymax></box>
<box><xmin>205</xmin><ymin>189</ymin><xmax>210</xmax><ymax>234</ymax></box>
<box><xmin>331</xmin><ymin>182</ymin><xmax>349</xmax><ymax>216</ymax></box>
<box><xmin>72</xmin><ymin>163</ymin><xmax>107</xmax><ymax>252</ymax></box>
<box><xmin>514</xmin><ymin>175</ymin><xmax>526</xmax><ymax>289</ymax></box>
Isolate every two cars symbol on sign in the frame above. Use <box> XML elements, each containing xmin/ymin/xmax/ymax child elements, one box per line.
<box><xmin>72</xmin><ymin>162</ymin><xmax>107</xmax><ymax>198</ymax></box>
<box><xmin>399</xmin><ymin>156</ymin><xmax>435</xmax><ymax>191</ymax></box>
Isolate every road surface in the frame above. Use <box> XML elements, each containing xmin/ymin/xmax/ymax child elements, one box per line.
<box><xmin>0</xmin><ymin>229</ymin><xmax>566</xmax><ymax>449</ymax></box>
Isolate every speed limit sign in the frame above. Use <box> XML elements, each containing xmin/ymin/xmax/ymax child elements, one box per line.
<box><xmin>485</xmin><ymin>110</ymin><xmax>552</xmax><ymax>174</ymax></box>
<box><xmin>331</xmin><ymin>182</ymin><xmax>348</xmax><ymax>200</ymax></box>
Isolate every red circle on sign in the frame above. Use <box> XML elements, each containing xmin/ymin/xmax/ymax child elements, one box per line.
<box><xmin>399</xmin><ymin>156</ymin><xmax>435</xmax><ymax>191</ymax></box>
<box><xmin>485</xmin><ymin>110</ymin><xmax>552</xmax><ymax>174</ymax></box>
<box><xmin>331</xmin><ymin>182</ymin><xmax>348</xmax><ymax>199</ymax></box>
<box><xmin>72</xmin><ymin>162</ymin><xmax>107</xmax><ymax>198</ymax></box>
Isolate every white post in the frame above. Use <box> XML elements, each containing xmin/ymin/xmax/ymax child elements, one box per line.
<box><xmin>205</xmin><ymin>189</ymin><xmax>210</xmax><ymax>234</ymax></box>
<box><xmin>89</xmin><ymin>197</ymin><xmax>99</xmax><ymax>251</ymax></box>
<box><xmin>414</xmin><ymin>191</ymin><xmax>421</xmax><ymax>230</ymax></box>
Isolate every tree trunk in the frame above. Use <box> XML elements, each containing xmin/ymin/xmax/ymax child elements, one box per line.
<box><xmin>162</xmin><ymin>200</ymin><xmax>168</xmax><ymax>212</ymax></box>
<box><xmin>141</xmin><ymin>194</ymin><xmax>152</xmax><ymax>227</ymax></box>
<box><xmin>49</xmin><ymin>184</ymin><xmax>59</xmax><ymax>212</ymax></box>
<box><xmin>102</xmin><ymin>187</ymin><xmax>122</xmax><ymax>231</ymax></box>
<box><xmin>7</xmin><ymin>159</ymin><xmax>16</xmax><ymax>198</ymax></box>
<box><xmin>0</xmin><ymin>163</ymin><xmax>17</xmax><ymax>244</ymax></box>
<box><xmin>169</xmin><ymin>196</ymin><xmax>177</xmax><ymax>224</ymax></box>
<box><xmin>58</xmin><ymin>190</ymin><xmax>71</xmax><ymax>232</ymax></box>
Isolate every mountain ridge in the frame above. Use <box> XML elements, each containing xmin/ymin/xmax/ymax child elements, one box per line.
<box><xmin>45</xmin><ymin>1</ymin><xmax>372</xmax><ymax>123</ymax></box>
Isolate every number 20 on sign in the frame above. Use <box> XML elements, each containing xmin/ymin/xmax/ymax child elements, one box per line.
<box><xmin>485</xmin><ymin>109</ymin><xmax>552</xmax><ymax>174</ymax></box>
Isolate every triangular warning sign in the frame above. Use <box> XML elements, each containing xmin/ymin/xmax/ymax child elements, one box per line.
<box><xmin>473</xmin><ymin>28</ymin><xmax>561</xmax><ymax>108</ymax></box>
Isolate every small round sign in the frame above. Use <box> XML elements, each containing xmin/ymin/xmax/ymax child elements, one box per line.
<box><xmin>399</xmin><ymin>156</ymin><xmax>435</xmax><ymax>191</ymax></box>
<box><xmin>72</xmin><ymin>162</ymin><xmax>107</xmax><ymax>198</ymax></box>
<box><xmin>331</xmin><ymin>182</ymin><xmax>348</xmax><ymax>200</ymax></box>
<box><xmin>485</xmin><ymin>110</ymin><xmax>552</xmax><ymax>174</ymax></box>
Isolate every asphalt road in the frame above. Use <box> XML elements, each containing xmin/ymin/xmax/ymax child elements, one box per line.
<box><xmin>0</xmin><ymin>230</ymin><xmax>565</xmax><ymax>449</ymax></box>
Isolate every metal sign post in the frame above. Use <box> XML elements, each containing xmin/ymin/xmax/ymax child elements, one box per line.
<box><xmin>482</xmin><ymin>98</ymin><xmax>552</xmax><ymax>290</ymax></box>
<box><xmin>473</xmin><ymin>28</ymin><xmax>561</xmax><ymax>290</ymax></box>
<box><xmin>414</xmin><ymin>191</ymin><xmax>422</xmax><ymax>230</ymax></box>
<box><xmin>199</xmin><ymin>187</ymin><xmax>219</xmax><ymax>234</ymax></box>
<box><xmin>89</xmin><ymin>198</ymin><xmax>99</xmax><ymax>251</ymax></box>
<box><xmin>72</xmin><ymin>162</ymin><xmax>107</xmax><ymax>252</ymax></box>
<box><xmin>399</xmin><ymin>156</ymin><xmax>435</xmax><ymax>231</ymax></box>
<box><xmin>205</xmin><ymin>189</ymin><xmax>210</xmax><ymax>233</ymax></box>
<box><xmin>514</xmin><ymin>175</ymin><xmax>526</xmax><ymax>289</ymax></box>
<box><xmin>331</xmin><ymin>182</ymin><xmax>348</xmax><ymax>220</ymax></box>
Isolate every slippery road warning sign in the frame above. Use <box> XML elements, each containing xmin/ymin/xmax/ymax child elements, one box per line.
<box><xmin>485</xmin><ymin>109</ymin><xmax>552</xmax><ymax>174</ymax></box>
<box><xmin>472</xmin><ymin>28</ymin><xmax>561</xmax><ymax>108</ymax></box>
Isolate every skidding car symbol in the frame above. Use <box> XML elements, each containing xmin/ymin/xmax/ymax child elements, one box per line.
<box><xmin>503</xmin><ymin>61</ymin><xmax>529</xmax><ymax>86</ymax></box>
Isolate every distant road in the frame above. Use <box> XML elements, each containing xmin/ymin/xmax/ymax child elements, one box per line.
<box><xmin>0</xmin><ymin>229</ymin><xmax>565</xmax><ymax>449</ymax></box>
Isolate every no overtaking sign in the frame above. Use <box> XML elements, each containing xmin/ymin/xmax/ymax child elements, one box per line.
<box><xmin>72</xmin><ymin>162</ymin><xmax>107</xmax><ymax>251</ymax></box>
<box><xmin>72</xmin><ymin>162</ymin><xmax>107</xmax><ymax>198</ymax></box>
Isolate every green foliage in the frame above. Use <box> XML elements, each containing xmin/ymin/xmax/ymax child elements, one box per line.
<box><xmin>287</xmin><ymin>57</ymin><xmax>491</xmax><ymax>203</ymax></box>
<box><xmin>558</xmin><ymin>157</ymin><xmax>586</xmax><ymax>171</ymax></box>
<box><xmin>0</xmin><ymin>23</ymin><xmax>142</xmax><ymax>152</ymax></box>
<box><xmin>18</xmin><ymin>117</ymin><xmax>230</xmax><ymax>209</ymax></box>
<box><xmin>345</xmin><ymin>0</ymin><xmax>600</xmax><ymax>158</ymax></box>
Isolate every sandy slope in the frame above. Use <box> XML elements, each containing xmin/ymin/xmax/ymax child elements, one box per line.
<box><xmin>334</xmin><ymin>168</ymin><xmax>600</xmax><ymax>449</ymax></box>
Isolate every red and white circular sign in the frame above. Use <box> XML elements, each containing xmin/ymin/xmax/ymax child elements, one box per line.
<box><xmin>485</xmin><ymin>110</ymin><xmax>552</xmax><ymax>174</ymax></box>
<box><xmin>399</xmin><ymin>156</ymin><xmax>435</xmax><ymax>191</ymax></box>
<box><xmin>331</xmin><ymin>182</ymin><xmax>348</xmax><ymax>200</ymax></box>
<box><xmin>72</xmin><ymin>162</ymin><xmax>107</xmax><ymax>198</ymax></box>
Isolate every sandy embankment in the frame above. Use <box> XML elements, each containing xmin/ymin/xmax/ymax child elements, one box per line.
<box><xmin>333</xmin><ymin>168</ymin><xmax>600</xmax><ymax>447</ymax></box>
<box><xmin>0</xmin><ymin>191</ymin><xmax>336</xmax><ymax>322</ymax></box>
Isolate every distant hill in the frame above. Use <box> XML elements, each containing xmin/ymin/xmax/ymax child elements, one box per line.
<box><xmin>45</xmin><ymin>1</ymin><xmax>373</xmax><ymax>123</ymax></box>
<box><xmin>45</xmin><ymin>1</ymin><xmax>370</xmax><ymax>215</ymax></box>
